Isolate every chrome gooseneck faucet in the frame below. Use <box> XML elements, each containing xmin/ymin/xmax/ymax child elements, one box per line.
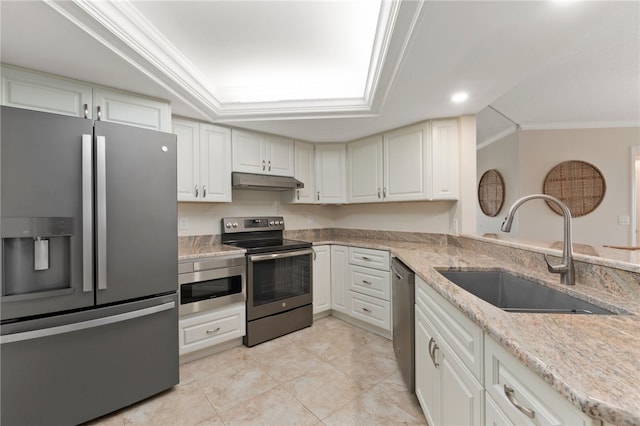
<box><xmin>501</xmin><ymin>194</ymin><xmax>575</xmax><ymax>285</ymax></box>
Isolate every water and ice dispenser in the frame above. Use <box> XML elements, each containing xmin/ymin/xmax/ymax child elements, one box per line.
<box><xmin>2</xmin><ymin>217</ymin><xmax>73</xmax><ymax>298</ymax></box>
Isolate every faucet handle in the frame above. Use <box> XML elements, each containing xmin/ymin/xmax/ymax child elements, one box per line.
<box><xmin>544</xmin><ymin>254</ymin><xmax>568</xmax><ymax>274</ymax></box>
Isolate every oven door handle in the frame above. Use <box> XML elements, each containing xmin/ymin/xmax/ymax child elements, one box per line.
<box><xmin>249</xmin><ymin>248</ymin><xmax>314</xmax><ymax>262</ymax></box>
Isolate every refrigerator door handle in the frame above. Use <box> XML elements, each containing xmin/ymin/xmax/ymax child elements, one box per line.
<box><xmin>0</xmin><ymin>301</ymin><xmax>175</xmax><ymax>344</ymax></box>
<box><xmin>82</xmin><ymin>134</ymin><xmax>93</xmax><ymax>293</ymax></box>
<box><xmin>96</xmin><ymin>135</ymin><xmax>108</xmax><ymax>290</ymax></box>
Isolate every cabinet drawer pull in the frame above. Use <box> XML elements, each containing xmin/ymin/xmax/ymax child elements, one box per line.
<box><xmin>361</xmin><ymin>280</ymin><xmax>372</xmax><ymax>285</ymax></box>
<box><xmin>504</xmin><ymin>384</ymin><xmax>535</xmax><ymax>419</ymax></box>
<box><xmin>428</xmin><ymin>337</ymin><xmax>439</xmax><ymax>368</ymax></box>
<box><xmin>206</xmin><ymin>327</ymin><xmax>221</xmax><ymax>334</ymax></box>
<box><xmin>361</xmin><ymin>256</ymin><xmax>371</xmax><ymax>261</ymax></box>
<box><xmin>362</xmin><ymin>307</ymin><xmax>372</xmax><ymax>314</ymax></box>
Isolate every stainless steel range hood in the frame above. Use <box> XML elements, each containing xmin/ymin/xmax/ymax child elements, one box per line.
<box><xmin>232</xmin><ymin>172</ymin><xmax>304</xmax><ymax>191</ymax></box>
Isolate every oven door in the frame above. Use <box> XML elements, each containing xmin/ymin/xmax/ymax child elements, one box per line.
<box><xmin>247</xmin><ymin>249</ymin><xmax>313</xmax><ymax>321</ymax></box>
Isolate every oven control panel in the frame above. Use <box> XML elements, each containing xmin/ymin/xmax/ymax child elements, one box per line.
<box><xmin>221</xmin><ymin>216</ymin><xmax>285</xmax><ymax>233</ymax></box>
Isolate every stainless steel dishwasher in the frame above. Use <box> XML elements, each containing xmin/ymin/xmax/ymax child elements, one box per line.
<box><xmin>391</xmin><ymin>257</ymin><xmax>415</xmax><ymax>392</ymax></box>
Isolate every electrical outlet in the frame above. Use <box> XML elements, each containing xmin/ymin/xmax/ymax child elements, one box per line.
<box><xmin>618</xmin><ymin>215</ymin><xmax>630</xmax><ymax>226</ymax></box>
<box><xmin>179</xmin><ymin>217</ymin><xmax>189</xmax><ymax>230</ymax></box>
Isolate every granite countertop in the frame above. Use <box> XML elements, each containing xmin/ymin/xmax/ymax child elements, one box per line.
<box><xmin>178</xmin><ymin>233</ymin><xmax>640</xmax><ymax>426</ymax></box>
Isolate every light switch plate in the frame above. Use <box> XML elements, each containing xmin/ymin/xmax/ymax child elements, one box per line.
<box><xmin>618</xmin><ymin>215</ymin><xmax>630</xmax><ymax>225</ymax></box>
<box><xmin>179</xmin><ymin>217</ymin><xmax>189</xmax><ymax>230</ymax></box>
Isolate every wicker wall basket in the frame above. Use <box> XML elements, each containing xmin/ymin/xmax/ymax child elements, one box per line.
<box><xmin>478</xmin><ymin>169</ymin><xmax>505</xmax><ymax>217</ymax></box>
<box><xmin>542</xmin><ymin>160</ymin><xmax>606</xmax><ymax>217</ymax></box>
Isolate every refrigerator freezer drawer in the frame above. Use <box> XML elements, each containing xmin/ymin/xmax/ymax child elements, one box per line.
<box><xmin>0</xmin><ymin>294</ymin><xmax>179</xmax><ymax>426</ymax></box>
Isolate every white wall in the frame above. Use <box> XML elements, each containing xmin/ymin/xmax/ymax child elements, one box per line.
<box><xmin>476</xmin><ymin>131</ymin><xmax>519</xmax><ymax>235</ymax></box>
<box><xmin>483</xmin><ymin>127</ymin><xmax>640</xmax><ymax>247</ymax></box>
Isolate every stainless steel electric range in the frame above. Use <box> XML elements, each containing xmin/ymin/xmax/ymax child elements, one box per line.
<box><xmin>221</xmin><ymin>217</ymin><xmax>313</xmax><ymax>346</ymax></box>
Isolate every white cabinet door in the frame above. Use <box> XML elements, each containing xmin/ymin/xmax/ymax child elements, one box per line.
<box><xmin>430</xmin><ymin>119</ymin><xmax>459</xmax><ymax>200</ymax></box>
<box><xmin>93</xmin><ymin>88</ymin><xmax>171</xmax><ymax>132</ymax></box>
<box><xmin>315</xmin><ymin>144</ymin><xmax>347</xmax><ymax>203</ymax></box>
<box><xmin>175</xmin><ymin>118</ymin><xmax>231</xmax><ymax>202</ymax></box>
<box><xmin>265</xmin><ymin>135</ymin><xmax>295</xmax><ymax>177</ymax></box>
<box><xmin>312</xmin><ymin>245</ymin><xmax>331</xmax><ymax>315</ymax></box>
<box><xmin>347</xmin><ymin>135</ymin><xmax>383</xmax><ymax>203</ymax></box>
<box><xmin>232</xmin><ymin>129</ymin><xmax>266</xmax><ymax>173</ymax></box>
<box><xmin>285</xmin><ymin>141</ymin><xmax>315</xmax><ymax>203</ymax></box>
<box><xmin>174</xmin><ymin>118</ymin><xmax>200</xmax><ymax>202</ymax></box>
<box><xmin>383</xmin><ymin>122</ymin><xmax>430</xmax><ymax>202</ymax></box>
<box><xmin>199</xmin><ymin>123</ymin><xmax>232</xmax><ymax>202</ymax></box>
<box><xmin>415</xmin><ymin>305</ymin><xmax>440</xmax><ymax>426</ymax></box>
<box><xmin>1</xmin><ymin>65</ymin><xmax>93</xmax><ymax>118</ymax></box>
<box><xmin>232</xmin><ymin>130</ymin><xmax>294</xmax><ymax>176</ymax></box>
<box><xmin>330</xmin><ymin>245</ymin><xmax>349</xmax><ymax>314</ymax></box>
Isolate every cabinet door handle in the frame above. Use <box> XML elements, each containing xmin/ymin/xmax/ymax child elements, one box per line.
<box><xmin>362</xmin><ymin>307</ymin><xmax>372</xmax><ymax>314</ymax></box>
<box><xmin>383</xmin><ymin>187</ymin><xmax>387</xmax><ymax>198</ymax></box>
<box><xmin>97</xmin><ymin>105</ymin><xmax>102</xmax><ymax>121</ymax></box>
<box><xmin>297</xmin><ymin>190</ymin><xmax>300</xmax><ymax>200</ymax></box>
<box><xmin>428</xmin><ymin>337</ymin><xmax>439</xmax><ymax>368</ymax></box>
<box><xmin>194</xmin><ymin>185</ymin><xmax>199</xmax><ymax>197</ymax></box>
<box><xmin>317</xmin><ymin>191</ymin><xmax>320</xmax><ymax>201</ymax></box>
<box><xmin>268</xmin><ymin>160</ymin><xmax>271</xmax><ymax>171</ymax></box>
<box><xmin>504</xmin><ymin>385</ymin><xmax>535</xmax><ymax>419</ymax></box>
<box><xmin>262</xmin><ymin>160</ymin><xmax>266</xmax><ymax>171</ymax></box>
<box><xmin>203</xmin><ymin>185</ymin><xmax>207</xmax><ymax>198</ymax></box>
<box><xmin>362</xmin><ymin>280</ymin><xmax>372</xmax><ymax>285</ymax></box>
<box><xmin>83</xmin><ymin>104</ymin><xmax>89</xmax><ymax>119</ymax></box>
<box><xmin>206</xmin><ymin>327</ymin><xmax>221</xmax><ymax>334</ymax></box>
<box><xmin>377</xmin><ymin>188</ymin><xmax>381</xmax><ymax>199</ymax></box>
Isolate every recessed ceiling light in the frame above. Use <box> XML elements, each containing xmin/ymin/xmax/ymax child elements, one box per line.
<box><xmin>451</xmin><ymin>92</ymin><xmax>469</xmax><ymax>103</ymax></box>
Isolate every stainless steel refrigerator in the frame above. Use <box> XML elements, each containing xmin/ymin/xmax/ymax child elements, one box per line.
<box><xmin>0</xmin><ymin>106</ymin><xmax>179</xmax><ymax>425</ymax></box>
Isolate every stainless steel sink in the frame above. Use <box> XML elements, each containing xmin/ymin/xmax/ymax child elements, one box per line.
<box><xmin>439</xmin><ymin>270</ymin><xmax>616</xmax><ymax>314</ymax></box>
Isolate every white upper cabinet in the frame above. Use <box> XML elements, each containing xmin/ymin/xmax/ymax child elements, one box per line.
<box><xmin>347</xmin><ymin>135</ymin><xmax>384</xmax><ymax>203</ymax></box>
<box><xmin>174</xmin><ymin>118</ymin><xmax>231</xmax><ymax>203</ymax></box>
<box><xmin>383</xmin><ymin>122</ymin><xmax>431</xmax><ymax>202</ymax></box>
<box><xmin>93</xmin><ymin>88</ymin><xmax>171</xmax><ymax>132</ymax></box>
<box><xmin>315</xmin><ymin>144</ymin><xmax>347</xmax><ymax>204</ymax></box>
<box><xmin>283</xmin><ymin>141</ymin><xmax>315</xmax><ymax>204</ymax></box>
<box><xmin>231</xmin><ymin>129</ymin><xmax>294</xmax><ymax>177</ymax></box>
<box><xmin>429</xmin><ymin>119</ymin><xmax>459</xmax><ymax>200</ymax></box>
<box><xmin>1</xmin><ymin>65</ymin><xmax>171</xmax><ymax>132</ymax></box>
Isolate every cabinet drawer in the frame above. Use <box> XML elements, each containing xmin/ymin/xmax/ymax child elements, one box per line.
<box><xmin>416</xmin><ymin>276</ymin><xmax>483</xmax><ymax>382</ymax></box>
<box><xmin>348</xmin><ymin>291</ymin><xmax>391</xmax><ymax>331</ymax></box>
<box><xmin>485</xmin><ymin>337</ymin><xmax>596</xmax><ymax>426</ymax></box>
<box><xmin>348</xmin><ymin>265</ymin><xmax>390</xmax><ymax>301</ymax></box>
<box><xmin>348</xmin><ymin>247</ymin><xmax>389</xmax><ymax>271</ymax></box>
<box><xmin>179</xmin><ymin>303</ymin><xmax>245</xmax><ymax>355</ymax></box>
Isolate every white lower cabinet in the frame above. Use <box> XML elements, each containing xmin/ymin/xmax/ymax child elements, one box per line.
<box><xmin>416</xmin><ymin>275</ymin><xmax>601</xmax><ymax>426</ymax></box>
<box><xmin>346</xmin><ymin>247</ymin><xmax>391</xmax><ymax>332</ymax></box>
<box><xmin>415</xmin><ymin>276</ymin><xmax>483</xmax><ymax>426</ymax></box>
<box><xmin>178</xmin><ymin>302</ymin><xmax>245</xmax><ymax>356</ymax></box>
<box><xmin>485</xmin><ymin>337</ymin><xmax>599</xmax><ymax>426</ymax></box>
<box><xmin>312</xmin><ymin>245</ymin><xmax>331</xmax><ymax>315</ymax></box>
<box><xmin>330</xmin><ymin>245</ymin><xmax>349</xmax><ymax>314</ymax></box>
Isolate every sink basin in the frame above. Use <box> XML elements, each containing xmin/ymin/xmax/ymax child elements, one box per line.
<box><xmin>439</xmin><ymin>270</ymin><xmax>616</xmax><ymax>315</ymax></box>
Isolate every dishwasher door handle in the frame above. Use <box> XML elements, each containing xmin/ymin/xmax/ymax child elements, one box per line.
<box><xmin>391</xmin><ymin>265</ymin><xmax>404</xmax><ymax>280</ymax></box>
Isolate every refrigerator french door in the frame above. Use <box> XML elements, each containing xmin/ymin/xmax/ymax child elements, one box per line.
<box><xmin>0</xmin><ymin>106</ymin><xmax>179</xmax><ymax>425</ymax></box>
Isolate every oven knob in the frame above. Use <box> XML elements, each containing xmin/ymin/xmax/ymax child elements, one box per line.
<box><xmin>279</xmin><ymin>220</ymin><xmax>284</xmax><ymax>225</ymax></box>
<box><xmin>232</xmin><ymin>222</ymin><xmax>238</xmax><ymax>228</ymax></box>
<box><xmin>269</xmin><ymin>221</ymin><xmax>275</xmax><ymax>226</ymax></box>
<box><xmin>225</xmin><ymin>222</ymin><xmax>231</xmax><ymax>228</ymax></box>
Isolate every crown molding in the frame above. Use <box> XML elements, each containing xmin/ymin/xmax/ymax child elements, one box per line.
<box><xmin>44</xmin><ymin>0</ymin><xmax>422</xmax><ymax>122</ymax></box>
<box><xmin>519</xmin><ymin>120</ymin><xmax>640</xmax><ymax>130</ymax></box>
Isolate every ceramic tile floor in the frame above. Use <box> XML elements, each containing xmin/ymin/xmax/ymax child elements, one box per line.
<box><xmin>88</xmin><ymin>316</ymin><xmax>428</xmax><ymax>425</ymax></box>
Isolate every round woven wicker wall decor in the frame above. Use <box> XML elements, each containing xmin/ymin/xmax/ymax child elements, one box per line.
<box><xmin>542</xmin><ymin>160</ymin><xmax>605</xmax><ymax>217</ymax></box>
<box><xmin>478</xmin><ymin>169</ymin><xmax>505</xmax><ymax>217</ymax></box>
